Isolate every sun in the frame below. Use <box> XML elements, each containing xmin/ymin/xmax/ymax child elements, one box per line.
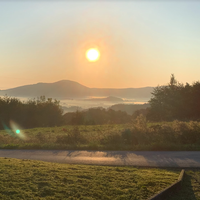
<box><xmin>86</xmin><ymin>48</ymin><xmax>100</xmax><ymax>62</ymax></box>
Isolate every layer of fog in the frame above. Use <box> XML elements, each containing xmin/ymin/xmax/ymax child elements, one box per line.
<box><xmin>0</xmin><ymin>96</ymin><xmax>149</xmax><ymax>113</ymax></box>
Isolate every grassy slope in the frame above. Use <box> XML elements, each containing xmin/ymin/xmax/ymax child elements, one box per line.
<box><xmin>0</xmin><ymin>157</ymin><xmax>179</xmax><ymax>200</ymax></box>
<box><xmin>1</xmin><ymin>121</ymin><xmax>200</xmax><ymax>150</ymax></box>
<box><xmin>0</xmin><ymin>124</ymin><xmax>130</xmax><ymax>150</ymax></box>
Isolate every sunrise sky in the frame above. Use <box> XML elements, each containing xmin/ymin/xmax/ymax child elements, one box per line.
<box><xmin>1</xmin><ymin>1</ymin><xmax>200</xmax><ymax>89</ymax></box>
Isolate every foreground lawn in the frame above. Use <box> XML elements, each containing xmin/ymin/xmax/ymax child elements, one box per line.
<box><xmin>0</xmin><ymin>158</ymin><xmax>179</xmax><ymax>200</ymax></box>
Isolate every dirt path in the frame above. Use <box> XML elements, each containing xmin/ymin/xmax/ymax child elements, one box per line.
<box><xmin>0</xmin><ymin>150</ymin><xmax>199</xmax><ymax>167</ymax></box>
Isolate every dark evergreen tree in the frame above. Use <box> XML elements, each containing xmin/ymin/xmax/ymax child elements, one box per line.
<box><xmin>148</xmin><ymin>74</ymin><xmax>200</xmax><ymax>121</ymax></box>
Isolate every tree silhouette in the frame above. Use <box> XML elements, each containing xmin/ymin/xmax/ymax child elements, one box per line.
<box><xmin>148</xmin><ymin>75</ymin><xmax>200</xmax><ymax>121</ymax></box>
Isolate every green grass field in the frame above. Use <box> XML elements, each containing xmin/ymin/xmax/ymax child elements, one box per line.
<box><xmin>0</xmin><ymin>157</ymin><xmax>180</xmax><ymax>200</ymax></box>
<box><xmin>0</xmin><ymin>124</ymin><xmax>130</xmax><ymax>150</ymax></box>
<box><xmin>1</xmin><ymin>120</ymin><xmax>200</xmax><ymax>151</ymax></box>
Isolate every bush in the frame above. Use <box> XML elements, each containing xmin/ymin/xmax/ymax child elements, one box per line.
<box><xmin>56</xmin><ymin>127</ymin><xmax>86</xmax><ymax>145</ymax></box>
<box><xmin>121</xmin><ymin>129</ymin><xmax>138</xmax><ymax>145</ymax></box>
<box><xmin>35</xmin><ymin>132</ymin><xmax>46</xmax><ymax>143</ymax></box>
<box><xmin>104</xmin><ymin>133</ymin><xmax>122</xmax><ymax>145</ymax></box>
<box><xmin>172</xmin><ymin>120</ymin><xmax>200</xmax><ymax>144</ymax></box>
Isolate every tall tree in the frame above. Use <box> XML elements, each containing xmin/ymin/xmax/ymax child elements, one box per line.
<box><xmin>147</xmin><ymin>74</ymin><xmax>194</xmax><ymax>121</ymax></box>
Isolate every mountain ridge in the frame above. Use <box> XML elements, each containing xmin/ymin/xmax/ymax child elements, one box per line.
<box><xmin>0</xmin><ymin>80</ymin><xmax>154</xmax><ymax>99</ymax></box>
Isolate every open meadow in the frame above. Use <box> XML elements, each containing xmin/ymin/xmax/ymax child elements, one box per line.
<box><xmin>1</xmin><ymin>119</ymin><xmax>200</xmax><ymax>151</ymax></box>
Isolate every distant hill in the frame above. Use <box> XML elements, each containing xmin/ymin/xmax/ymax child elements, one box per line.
<box><xmin>0</xmin><ymin>80</ymin><xmax>154</xmax><ymax>99</ymax></box>
<box><xmin>0</xmin><ymin>80</ymin><xmax>90</xmax><ymax>98</ymax></box>
<box><xmin>90</xmin><ymin>87</ymin><xmax>153</xmax><ymax>99</ymax></box>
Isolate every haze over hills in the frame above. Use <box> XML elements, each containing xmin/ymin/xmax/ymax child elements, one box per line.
<box><xmin>0</xmin><ymin>80</ymin><xmax>154</xmax><ymax>99</ymax></box>
<box><xmin>85</xmin><ymin>96</ymin><xmax>124</xmax><ymax>102</ymax></box>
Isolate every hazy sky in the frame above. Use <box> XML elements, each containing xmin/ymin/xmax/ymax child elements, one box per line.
<box><xmin>1</xmin><ymin>1</ymin><xmax>200</xmax><ymax>89</ymax></box>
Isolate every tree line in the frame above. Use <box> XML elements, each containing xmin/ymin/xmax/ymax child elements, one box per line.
<box><xmin>1</xmin><ymin>74</ymin><xmax>199</xmax><ymax>130</ymax></box>
<box><xmin>63</xmin><ymin>108</ymin><xmax>131</xmax><ymax>125</ymax></box>
<box><xmin>0</xmin><ymin>95</ymin><xmax>133</xmax><ymax>129</ymax></box>
<box><xmin>0</xmin><ymin>96</ymin><xmax>63</xmax><ymax>129</ymax></box>
<box><xmin>147</xmin><ymin>74</ymin><xmax>200</xmax><ymax>121</ymax></box>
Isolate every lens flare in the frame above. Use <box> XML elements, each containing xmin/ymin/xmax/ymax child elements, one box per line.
<box><xmin>2</xmin><ymin>122</ymin><xmax>14</xmax><ymax>136</ymax></box>
<box><xmin>9</xmin><ymin>120</ymin><xmax>26</xmax><ymax>140</ymax></box>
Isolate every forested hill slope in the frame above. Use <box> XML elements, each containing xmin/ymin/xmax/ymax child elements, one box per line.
<box><xmin>109</xmin><ymin>104</ymin><xmax>150</xmax><ymax>115</ymax></box>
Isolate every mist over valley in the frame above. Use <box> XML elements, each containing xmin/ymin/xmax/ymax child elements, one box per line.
<box><xmin>0</xmin><ymin>80</ymin><xmax>152</xmax><ymax>113</ymax></box>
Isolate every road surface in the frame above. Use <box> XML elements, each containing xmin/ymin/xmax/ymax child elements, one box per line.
<box><xmin>0</xmin><ymin>150</ymin><xmax>199</xmax><ymax>167</ymax></box>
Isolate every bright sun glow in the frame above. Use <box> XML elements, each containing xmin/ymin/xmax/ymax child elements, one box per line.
<box><xmin>86</xmin><ymin>48</ymin><xmax>100</xmax><ymax>62</ymax></box>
